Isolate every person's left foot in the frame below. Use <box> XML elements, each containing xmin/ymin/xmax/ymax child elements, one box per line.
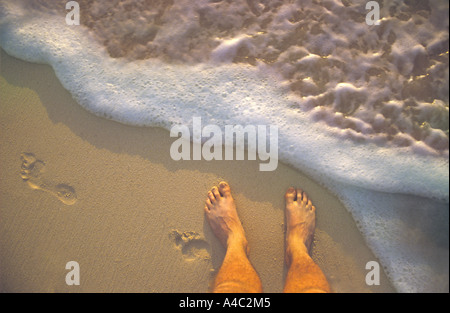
<box><xmin>204</xmin><ymin>181</ymin><xmax>248</xmax><ymax>251</ymax></box>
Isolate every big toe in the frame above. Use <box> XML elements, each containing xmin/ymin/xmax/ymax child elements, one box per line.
<box><xmin>285</xmin><ymin>187</ymin><xmax>297</xmax><ymax>203</ymax></box>
<box><xmin>218</xmin><ymin>181</ymin><xmax>232</xmax><ymax>197</ymax></box>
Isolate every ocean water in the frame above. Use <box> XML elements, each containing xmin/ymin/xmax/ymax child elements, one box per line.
<box><xmin>0</xmin><ymin>0</ymin><xmax>448</xmax><ymax>292</ymax></box>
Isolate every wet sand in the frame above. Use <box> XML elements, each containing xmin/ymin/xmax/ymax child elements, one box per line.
<box><xmin>0</xmin><ymin>49</ymin><xmax>395</xmax><ymax>292</ymax></box>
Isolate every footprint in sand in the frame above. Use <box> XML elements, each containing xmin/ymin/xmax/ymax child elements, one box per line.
<box><xmin>20</xmin><ymin>152</ymin><xmax>77</xmax><ymax>205</ymax></box>
<box><xmin>170</xmin><ymin>230</ymin><xmax>211</xmax><ymax>261</ymax></box>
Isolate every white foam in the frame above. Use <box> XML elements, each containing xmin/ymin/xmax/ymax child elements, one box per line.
<box><xmin>211</xmin><ymin>35</ymin><xmax>253</xmax><ymax>63</ymax></box>
<box><xmin>0</xmin><ymin>0</ymin><xmax>448</xmax><ymax>292</ymax></box>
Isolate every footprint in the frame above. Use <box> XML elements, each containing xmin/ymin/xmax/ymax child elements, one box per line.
<box><xmin>20</xmin><ymin>152</ymin><xmax>77</xmax><ymax>205</ymax></box>
<box><xmin>169</xmin><ymin>230</ymin><xmax>211</xmax><ymax>261</ymax></box>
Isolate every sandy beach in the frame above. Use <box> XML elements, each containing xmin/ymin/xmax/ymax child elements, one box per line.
<box><xmin>0</xmin><ymin>49</ymin><xmax>396</xmax><ymax>292</ymax></box>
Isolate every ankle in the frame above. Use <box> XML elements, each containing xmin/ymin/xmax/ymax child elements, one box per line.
<box><xmin>286</xmin><ymin>238</ymin><xmax>309</xmax><ymax>265</ymax></box>
<box><xmin>287</xmin><ymin>224</ymin><xmax>312</xmax><ymax>249</ymax></box>
<box><xmin>227</xmin><ymin>234</ymin><xmax>249</xmax><ymax>254</ymax></box>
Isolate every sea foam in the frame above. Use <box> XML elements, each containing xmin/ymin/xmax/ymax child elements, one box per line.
<box><xmin>0</xmin><ymin>0</ymin><xmax>448</xmax><ymax>292</ymax></box>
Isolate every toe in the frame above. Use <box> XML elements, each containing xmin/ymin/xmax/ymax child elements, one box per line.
<box><xmin>218</xmin><ymin>181</ymin><xmax>231</xmax><ymax>197</ymax></box>
<box><xmin>211</xmin><ymin>186</ymin><xmax>221</xmax><ymax>199</ymax></box>
<box><xmin>208</xmin><ymin>191</ymin><xmax>216</xmax><ymax>202</ymax></box>
<box><xmin>285</xmin><ymin>187</ymin><xmax>297</xmax><ymax>203</ymax></box>
<box><xmin>206</xmin><ymin>198</ymin><xmax>213</xmax><ymax>209</ymax></box>
<box><xmin>297</xmin><ymin>188</ymin><xmax>305</xmax><ymax>202</ymax></box>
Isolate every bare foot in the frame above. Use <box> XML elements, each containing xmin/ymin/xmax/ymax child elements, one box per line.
<box><xmin>204</xmin><ymin>181</ymin><xmax>248</xmax><ymax>252</ymax></box>
<box><xmin>285</xmin><ymin>187</ymin><xmax>316</xmax><ymax>263</ymax></box>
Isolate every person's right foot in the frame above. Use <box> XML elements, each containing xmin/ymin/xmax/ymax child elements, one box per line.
<box><xmin>285</xmin><ymin>187</ymin><xmax>316</xmax><ymax>263</ymax></box>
